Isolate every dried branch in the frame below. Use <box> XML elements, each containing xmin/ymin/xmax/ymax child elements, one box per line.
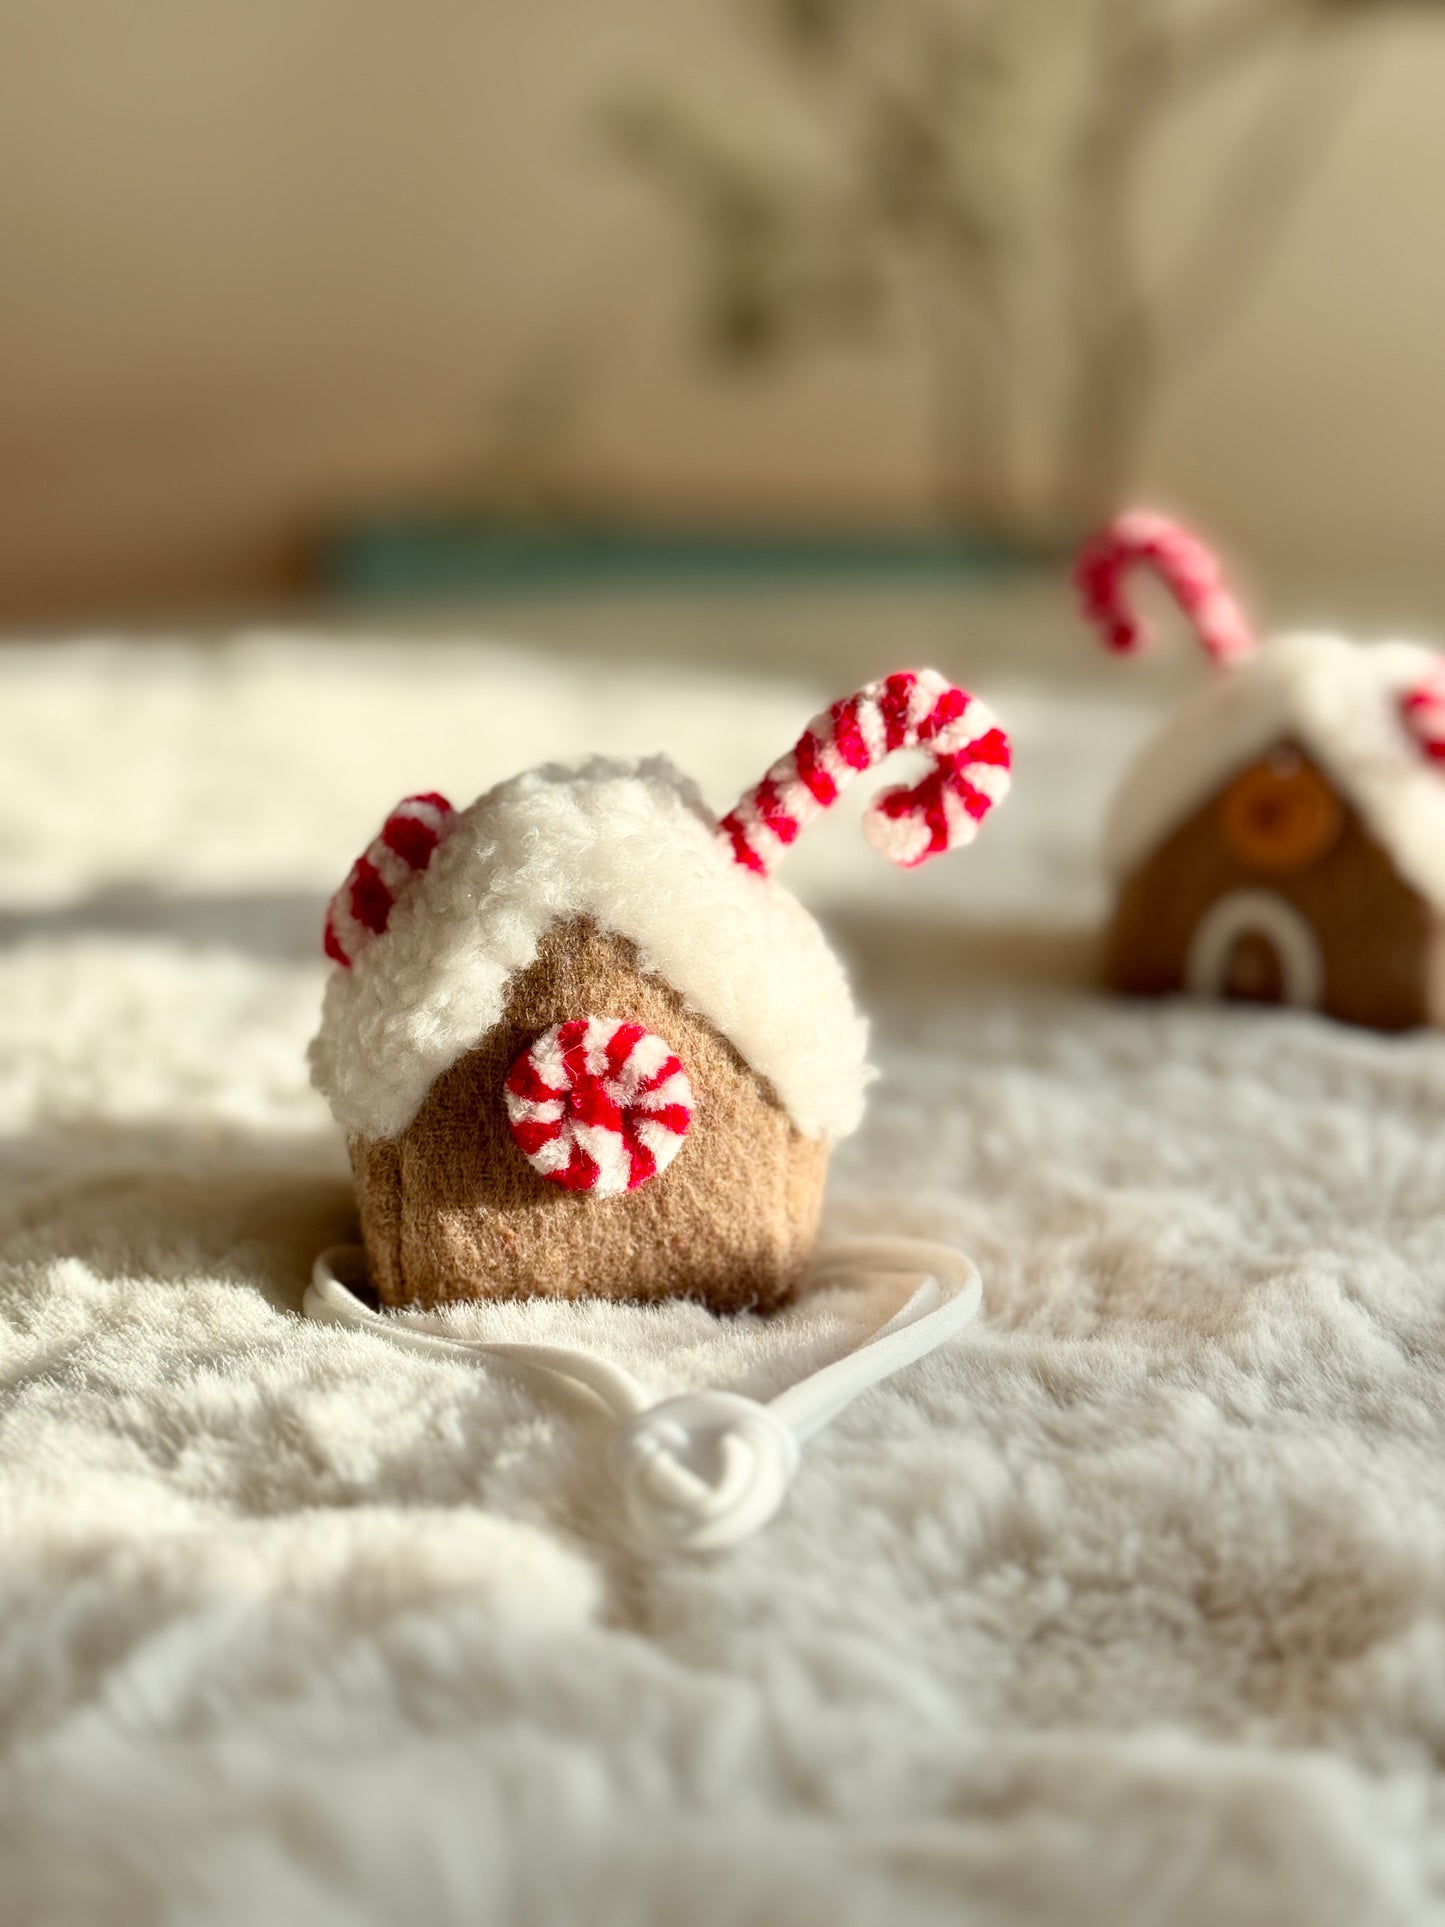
<box><xmin>1153</xmin><ymin>30</ymin><xmax>1376</xmax><ymax>375</ymax></box>
<box><xmin>1053</xmin><ymin>0</ymin><xmax>1350</xmax><ymax>533</ymax></box>
<box><xmin>746</xmin><ymin>0</ymin><xmax>858</xmax><ymax>64</ymax></box>
<box><xmin>855</xmin><ymin>2</ymin><xmax>1045</xmax><ymax>534</ymax></box>
<box><xmin>606</xmin><ymin>0</ymin><xmax>1435</xmax><ymax>546</ymax></box>
<box><xmin>1145</xmin><ymin>0</ymin><xmax>1313</xmax><ymax>105</ymax></box>
<box><xmin>1055</xmin><ymin>0</ymin><xmax>1167</xmax><ymax>533</ymax></box>
<box><xmin>607</xmin><ymin>93</ymin><xmax>893</xmax><ymax>364</ymax></box>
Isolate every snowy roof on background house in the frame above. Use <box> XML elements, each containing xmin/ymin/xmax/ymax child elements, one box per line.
<box><xmin>309</xmin><ymin>757</ymin><xmax>871</xmax><ymax>1145</ymax></box>
<box><xmin>1105</xmin><ymin>631</ymin><xmax>1445</xmax><ymax>908</ymax></box>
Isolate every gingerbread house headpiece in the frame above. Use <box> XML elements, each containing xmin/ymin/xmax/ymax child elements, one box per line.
<box><xmin>1077</xmin><ymin>511</ymin><xmax>1445</xmax><ymax>1029</ymax></box>
<box><xmin>309</xmin><ymin>670</ymin><xmax>1011</xmax><ymax>1311</ymax></box>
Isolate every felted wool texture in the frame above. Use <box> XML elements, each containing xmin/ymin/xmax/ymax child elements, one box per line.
<box><xmin>1109</xmin><ymin>742</ymin><xmax>1435</xmax><ymax>1029</ymax></box>
<box><xmin>310</xmin><ymin>756</ymin><xmax>871</xmax><ymax>1146</ymax></box>
<box><xmin>11</xmin><ymin>631</ymin><xmax>1445</xmax><ymax>1926</ymax></box>
<box><xmin>352</xmin><ymin>916</ymin><xmax>829</xmax><ymax>1311</ymax></box>
<box><xmin>1106</xmin><ymin>630</ymin><xmax>1445</xmax><ymax>905</ymax></box>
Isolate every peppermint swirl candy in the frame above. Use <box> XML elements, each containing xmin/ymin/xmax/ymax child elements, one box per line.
<box><xmin>504</xmin><ymin>1017</ymin><xmax>694</xmax><ymax>1196</ymax></box>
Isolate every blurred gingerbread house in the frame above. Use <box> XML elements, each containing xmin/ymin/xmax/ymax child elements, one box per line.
<box><xmin>1078</xmin><ymin>513</ymin><xmax>1445</xmax><ymax>1032</ymax></box>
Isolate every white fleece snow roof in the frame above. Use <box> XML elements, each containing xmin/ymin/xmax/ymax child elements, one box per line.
<box><xmin>1106</xmin><ymin>631</ymin><xmax>1445</xmax><ymax>907</ymax></box>
<box><xmin>309</xmin><ymin>757</ymin><xmax>870</xmax><ymax>1144</ymax></box>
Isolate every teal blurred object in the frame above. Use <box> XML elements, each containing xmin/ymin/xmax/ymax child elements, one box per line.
<box><xmin>324</xmin><ymin>519</ymin><xmax>1038</xmax><ymax>601</ymax></box>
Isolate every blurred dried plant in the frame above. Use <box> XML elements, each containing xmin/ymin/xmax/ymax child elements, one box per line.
<box><xmin>608</xmin><ymin>0</ymin><xmax>1429</xmax><ymax>546</ymax></box>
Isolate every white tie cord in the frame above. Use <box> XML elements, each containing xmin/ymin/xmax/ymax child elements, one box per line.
<box><xmin>304</xmin><ymin>1238</ymin><xmax>983</xmax><ymax>1553</ymax></box>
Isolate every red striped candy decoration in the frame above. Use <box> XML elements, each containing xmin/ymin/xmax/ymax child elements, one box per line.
<box><xmin>1075</xmin><ymin>509</ymin><xmax>1255</xmax><ymax>666</ymax></box>
<box><xmin>716</xmin><ymin>668</ymin><xmax>1011</xmax><ymax>875</ymax></box>
<box><xmin>504</xmin><ymin>1017</ymin><xmax>695</xmax><ymax>1196</ymax></box>
<box><xmin>1401</xmin><ymin>662</ymin><xmax>1445</xmax><ymax>762</ymax></box>
<box><xmin>323</xmin><ymin>792</ymin><xmax>456</xmax><ymax>967</ymax></box>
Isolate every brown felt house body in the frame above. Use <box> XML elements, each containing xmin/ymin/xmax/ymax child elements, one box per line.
<box><xmin>1102</xmin><ymin>634</ymin><xmax>1445</xmax><ymax>1031</ymax></box>
<box><xmin>309</xmin><ymin>759</ymin><xmax>870</xmax><ymax>1312</ymax></box>
<box><xmin>348</xmin><ymin>916</ymin><xmax>830</xmax><ymax>1311</ymax></box>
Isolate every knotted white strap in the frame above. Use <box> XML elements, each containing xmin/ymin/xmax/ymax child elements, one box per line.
<box><xmin>304</xmin><ymin>1238</ymin><xmax>982</xmax><ymax>1553</ymax></box>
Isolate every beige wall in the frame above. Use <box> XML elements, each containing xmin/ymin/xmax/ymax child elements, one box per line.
<box><xmin>1</xmin><ymin>3</ymin><xmax>1444</xmax><ymax>620</ymax></box>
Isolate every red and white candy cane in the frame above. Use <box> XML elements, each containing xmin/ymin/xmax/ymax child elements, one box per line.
<box><xmin>505</xmin><ymin>1018</ymin><xmax>695</xmax><ymax>1196</ymax></box>
<box><xmin>717</xmin><ymin>668</ymin><xmax>1011</xmax><ymax>876</ymax></box>
<box><xmin>1074</xmin><ymin>509</ymin><xmax>1255</xmax><ymax>666</ymax></box>
<box><xmin>324</xmin><ymin>791</ymin><xmax>456</xmax><ymax>967</ymax></box>
<box><xmin>1401</xmin><ymin>663</ymin><xmax>1445</xmax><ymax>763</ymax></box>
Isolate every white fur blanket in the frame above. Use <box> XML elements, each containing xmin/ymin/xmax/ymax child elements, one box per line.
<box><xmin>3</xmin><ymin>635</ymin><xmax>1443</xmax><ymax>1925</ymax></box>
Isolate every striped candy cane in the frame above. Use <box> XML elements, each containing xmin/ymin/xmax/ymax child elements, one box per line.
<box><xmin>717</xmin><ymin>668</ymin><xmax>1012</xmax><ymax>876</ymax></box>
<box><xmin>1401</xmin><ymin>663</ymin><xmax>1445</xmax><ymax>762</ymax></box>
<box><xmin>505</xmin><ymin>1018</ymin><xmax>695</xmax><ymax>1196</ymax></box>
<box><xmin>324</xmin><ymin>791</ymin><xmax>456</xmax><ymax>967</ymax></box>
<box><xmin>1074</xmin><ymin>509</ymin><xmax>1255</xmax><ymax>666</ymax></box>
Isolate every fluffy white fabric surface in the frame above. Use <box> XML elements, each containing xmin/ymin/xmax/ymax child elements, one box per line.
<box><xmin>1106</xmin><ymin>631</ymin><xmax>1445</xmax><ymax>903</ymax></box>
<box><xmin>4</xmin><ymin>634</ymin><xmax>1445</xmax><ymax>1925</ymax></box>
<box><xmin>311</xmin><ymin>756</ymin><xmax>869</xmax><ymax>1144</ymax></box>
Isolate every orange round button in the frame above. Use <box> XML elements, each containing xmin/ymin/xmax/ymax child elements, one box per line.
<box><xmin>1219</xmin><ymin>749</ymin><xmax>1343</xmax><ymax>874</ymax></box>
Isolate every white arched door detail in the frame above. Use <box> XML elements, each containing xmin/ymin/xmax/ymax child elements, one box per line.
<box><xmin>1185</xmin><ymin>889</ymin><xmax>1324</xmax><ymax>1011</ymax></box>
